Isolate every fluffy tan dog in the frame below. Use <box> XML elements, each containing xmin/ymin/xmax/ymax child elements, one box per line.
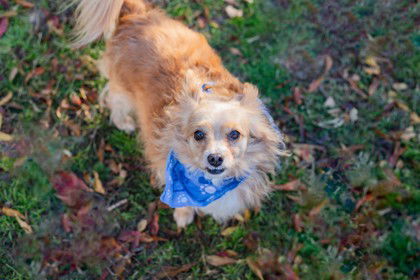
<box><xmin>72</xmin><ymin>0</ymin><xmax>284</xmax><ymax>227</ymax></box>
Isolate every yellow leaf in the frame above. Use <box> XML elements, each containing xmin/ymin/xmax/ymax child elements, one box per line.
<box><xmin>234</xmin><ymin>213</ymin><xmax>244</xmax><ymax>222</ymax></box>
<box><xmin>244</xmin><ymin>209</ymin><xmax>251</xmax><ymax>222</ymax></box>
<box><xmin>93</xmin><ymin>171</ymin><xmax>106</xmax><ymax>194</ymax></box>
<box><xmin>0</xmin><ymin>132</ymin><xmax>13</xmax><ymax>142</ymax></box>
<box><xmin>246</xmin><ymin>257</ymin><xmax>264</xmax><ymax>280</ymax></box>
<box><xmin>137</xmin><ymin>219</ymin><xmax>148</xmax><ymax>232</ymax></box>
<box><xmin>0</xmin><ymin>92</ymin><xmax>13</xmax><ymax>106</ymax></box>
<box><xmin>221</xmin><ymin>226</ymin><xmax>238</xmax><ymax>237</ymax></box>
<box><xmin>1</xmin><ymin>207</ymin><xmax>25</xmax><ymax>219</ymax></box>
<box><xmin>16</xmin><ymin>216</ymin><xmax>33</xmax><ymax>234</ymax></box>
<box><xmin>206</xmin><ymin>255</ymin><xmax>237</xmax><ymax>266</ymax></box>
<box><xmin>411</xmin><ymin>112</ymin><xmax>420</xmax><ymax>124</ymax></box>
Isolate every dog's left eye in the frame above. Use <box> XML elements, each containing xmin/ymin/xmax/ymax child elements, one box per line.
<box><xmin>228</xmin><ymin>130</ymin><xmax>240</xmax><ymax>141</ymax></box>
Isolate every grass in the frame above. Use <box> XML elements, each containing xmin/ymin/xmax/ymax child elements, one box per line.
<box><xmin>0</xmin><ymin>0</ymin><xmax>419</xmax><ymax>279</ymax></box>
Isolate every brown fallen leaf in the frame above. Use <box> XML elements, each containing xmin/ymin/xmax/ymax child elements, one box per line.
<box><xmin>307</xmin><ymin>55</ymin><xmax>333</xmax><ymax>93</ymax></box>
<box><xmin>308</xmin><ymin>199</ymin><xmax>328</xmax><ymax>217</ymax></box>
<box><xmin>1</xmin><ymin>207</ymin><xmax>26</xmax><ymax>219</ymax></box>
<box><xmin>93</xmin><ymin>171</ymin><xmax>106</xmax><ymax>194</ymax></box>
<box><xmin>16</xmin><ymin>216</ymin><xmax>33</xmax><ymax>234</ymax></box>
<box><xmin>150</xmin><ymin>213</ymin><xmax>159</xmax><ymax>236</ymax></box>
<box><xmin>25</xmin><ymin>67</ymin><xmax>45</xmax><ymax>83</ymax></box>
<box><xmin>246</xmin><ymin>257</ymin><xmax>264</xmax><ymax>280</ymax></box>
<box><xmin>293</xmin><ymin>214</ymin><xmax>303</xmax><ymax>232</ymax></box>
<box><xmin>355</xmin><ymin>194</ymin><xmax>374</xmax><ymax>211</ymax></box>
<box><xmin>272</xmin><ymin>180</ymin><xmax>304</xmax><ymax>191</ymax></box>
<box><xmin>368</xmin><ymin>78</ymin><xmax>380</xmax><ymax>96</ymax></box>
<box><xmin>15</xmin><ymin>0</ymin><xmax>34</xmax><ymax>8</ymax></box>
<box><xmin>137</xmin><ymin>219</ymin><xmax>148</xmax><ymax>232</ymax></box>
<box><xmin>0</xmin><ymin>91</ymin><xmax>12</xmax><ymax>106</ymax></box>
<box><xmin>225</xmin><ymin>5</ymin><xmax>243</xmax><ymax>18</ymax></box>
<box><xmin>244</xmin><ymin>209</ymin><xmax>251</xmax><ymax>222</ymax></box>
<box><xmin>206</xmin><ymin>255</ymin><xmax>237</xmax><ymax>266</ymax></box>
<box><xmin>156</xmin><ymin>263</ymin><xmax>195</xmax><ymax>279</ymax></box>
<box><xmin>221</xmin><ymin>226</ymin><xmax>238</xmax><ymax>236</ymax></box>
<box><xmin>0</xmin><ymin>131</ymin><xmax>13</xmax><ymax>141</ymax></box>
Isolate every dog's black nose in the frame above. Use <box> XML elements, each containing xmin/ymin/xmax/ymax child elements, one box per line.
<box><xmin>207</xmin><ymin>153</ymin><xmax>223</xmax><ymax>167</ymax></box>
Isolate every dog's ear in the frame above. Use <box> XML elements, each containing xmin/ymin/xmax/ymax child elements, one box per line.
<box><xmin>183</xmin><ymin>69</ymin><xmax>202</xmax><ymax>102</ymax></box>
<box><xmin>234</xmin><ymin>82</ymin><xmax>259</xmax><ymax>104</ymax></box>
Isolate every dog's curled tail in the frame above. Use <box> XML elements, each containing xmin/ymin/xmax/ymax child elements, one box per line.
<box><xmin>71</xmin><ymin>0</ymin><xmax>147</xmax><ymax>48</ymax></box>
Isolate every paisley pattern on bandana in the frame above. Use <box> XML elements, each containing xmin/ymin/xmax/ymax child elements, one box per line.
<box><xmin>160</xmin><ymin>151</ymin><xmax>247</xmax><ymax>208</ymax></box>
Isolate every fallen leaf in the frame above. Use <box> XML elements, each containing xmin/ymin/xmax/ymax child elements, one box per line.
<box><xmin>25</xmin><ymin>67</ymin><xmax>45</xmax><ymax>83</ymax></box>
<box><xmin>368</xmin><ymin>78</ymin><xmax>380</xmax><ymax>96</ymax></box>
<box><xmin>392</xmin><ymin>83</ymin><xmax>408</xmax><ymax>91</ymax></box>
<box><xmin>0</xmin><ymin>131</ymin><xmax>13</xmax><ymax>141</ymax></box>
<box><xmin>0</xmin><ymin>17</ymin><xmax>8</xmax><ymax>38</ymax></box>
<box><xmin>355</xmin><ymin>194</ymin><xmax>374</xmax><ymax>211</ymax></box>
<box><xmin>225</xmin><ymin>5</ymin><xmax>243</xmax><ymax>18</ymax></box>
<box><xmin>272</xmin><ymin>180</ymin><xmax>305</xmax><ymax>191</ymax></box>
<box><xmin>1</xmin><ymin>207</ymin><xmax>26</xmax><ymax>219</ymax></box>
<box><xmin>150</xmin><ymin>213</ymin><xmax>159</xmax><ymax>236</ymax></box>
<box><xmin>206</xmin><ymin>255</ymin><xmax>237</xmax><ymax>266</ymax></box>
<box><xmin>293</xmin><ymin>214</ymin><xmax>303</xmax><ymax>232</ymax></box>
<box><xmin>16</xmin><ymin>216</ymin><xmax>33</xmax><ymax>234</ymax></box>
<box><xmin>307</xmin><ymin>55</ymin><xmax>333</xmax><ymax>93</ymax></box>
<box><xmin>293</xmin><ymin>87</ymin><xmax>303</xmax><ymax>105</ymax></box>
<box><xmin>309</xmin><ymin>199</ymin><xmax>328</xmax><ymax>217</ymax></box>
<box><xmin>234</xmin><ymin>213</ymin><xmax>244</xmax><ymax>222</ymax></box>
<box><xmin>317</xmin><ymin>117</ymin><xmax>344</xmax><ymax>128</ymax></box>
<box><xmin>15</xmin><ymin>0</ymin><xmax>34</xmax><ymax>8</ymax></box>
<box><xmin>401</xmin><ymin>126</ymin><xmax>416</xmax><ymax>141</ymax></box>
<box><xmin>221</xmin><ymin>226</ymin><xmax>238</xmax><ymax>236</ymax></box>
<box><xmin>244</xmin><ymin>232</ymin><xmax>260</xmax><ymax>251</ymax></box>
<box><xmin>324</xmin><ymin>96</ymin><xmax>336</xmax><ymax>108</ymax></box>
<box><xmin>229</xmin><ymin>47</ymin><xmax>242</xmax><ymax>56</ymax></box>
<box><xmin>349</xmin><ymin>108</ymin><xmax>358</xmax><ymax>122</ymax></box>
<box><xmin>363</xmin><ymin>56</ymin><xmax>380</xmax><ymax>75</ymax></box>
<box><xmin>93</xmin><ymin>171</ymin><xmax>106</xmax><ymax>194</ymax></box>
<box><xmin>0</xmin><ymin>91</ymin><xmax>12</xmax><ymax>106</ymax></box>
<box><xmin>244</xmin><ymin>209</ymin><xmax>251</xmax><ymax>222</ymax></box>
<box><xmin>137</xmin><ymin>219</ymin><xmax>148</xmax><ymax>232</ymax></box>
<box><xmin>156</xmin><ymin>263</ymin><xmax>195</xmax><ymax>279</ymax></box>
<box><xmin>246</xmin><ymin>257</ymin><xmax>264</xmax><ymax>280</ymax></box>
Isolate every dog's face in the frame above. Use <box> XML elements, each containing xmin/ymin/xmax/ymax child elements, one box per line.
<box><xmin>166</xmin><ymin>73</ymin><xmax>283</xmax><ymax>180</ymax></box>
<box><xmin>186</xmin><ymin>99</ymin><xmax>249</xmax><ymax>177</ymax></box>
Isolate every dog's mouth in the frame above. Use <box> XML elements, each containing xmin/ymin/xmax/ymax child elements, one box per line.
<box><xmin>206</xmin><ymin>168</ymin><xmax>225</xmax><ymax>175</ymax></box>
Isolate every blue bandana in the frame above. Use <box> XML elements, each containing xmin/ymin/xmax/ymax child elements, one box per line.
<box><xmin>160</xmin><ymin>151</ymin><xmax>247</xmax><ymax>208</ymax></box>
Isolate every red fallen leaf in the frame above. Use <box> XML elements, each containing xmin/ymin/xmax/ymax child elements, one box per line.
<box><xmin>0</xmin><ymin>17</ymin><xmax>8</xmax><ymax>38</ymax></box>
<box><xmin>243</xmin><ymin>232</ymin><xmax>260</xmax><ymax>251</ymax></box>
<box><xmin>52</xmin><ymin>172</ymin><xmax>92</xmax><ymax>208</ymax></box>
<box><xmin>272</xmin><ymin>180</ymin><xmax>305</xmax><ymax>191</ymax></box>
<box><xmin>216</xmin><ymin>250</ymin><xmax>238</xmax><ymax>258</ymax></box>
<box><xmin>25</xmin><ymin>67</ymin><xmax>45</xmax><ymax>83</ymax></box>
<box><xmin>150</xmin><ymin>213</ymin><xmax>159</xmax><ymax>236</ymax></box>
<box><xmin>156</xmin><ymin>263</ymin><xmax>195</xmax><ymax>279</ymax></box>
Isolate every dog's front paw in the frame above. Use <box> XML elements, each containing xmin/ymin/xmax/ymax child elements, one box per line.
<box><xmin>174</xmin><ymin>207</ymin><xmax>195</xmax><ymax>228</ymax></box>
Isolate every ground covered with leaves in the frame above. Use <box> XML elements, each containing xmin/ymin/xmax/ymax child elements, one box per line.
<box><xmin>0</xmin><ymin>0</ymin><xmax>419</xmax><ymax>279</ymax></box>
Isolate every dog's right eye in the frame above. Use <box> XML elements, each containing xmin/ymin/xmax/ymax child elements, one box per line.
<box><xmin>194</xmin><ymin>130</ymin><xmax>205</xmax><ymax>141</ymax></box>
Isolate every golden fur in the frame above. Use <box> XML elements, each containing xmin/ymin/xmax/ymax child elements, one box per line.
<box><xmin>72</xmin><ymin>0</ymin><xmax>284</xmax><ymax>227</ymax></box>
